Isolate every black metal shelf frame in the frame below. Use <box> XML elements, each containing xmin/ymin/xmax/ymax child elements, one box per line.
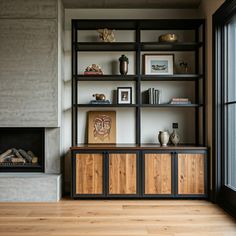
<box><xmin>72</xmin><ymin>19</ymin><xmax>206</xmax><ymax>147</ymax></box>
<box><xmin>74</xmin><ymin>74</ymin><xmax>203</xmax><ymax>81</ymax></box>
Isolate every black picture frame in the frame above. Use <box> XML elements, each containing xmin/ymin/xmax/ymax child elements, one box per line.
<box><xmin>117</xmin><ymin>87</ymin><xmax>132</xmax><ymax>104</ymax></box>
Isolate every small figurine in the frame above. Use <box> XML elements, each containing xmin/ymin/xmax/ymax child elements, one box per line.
<box><xmin>179</xmin><ymin>60</ymin><xmax>189</xmax><ymax>73</ymax></box>
<box><xmin>84</xmin><ymin>64</ymin><xmax>103</xmax><ymax>75</ymax></box>
<box><xmin>97</xmin><ymin>28</ymin><xmax>115</xmax><ymax>42</ymax></box>
<box><xmin>93</xmin><ymin>94</ymin><xmax>106</xmax><ymax>101</ymax></box>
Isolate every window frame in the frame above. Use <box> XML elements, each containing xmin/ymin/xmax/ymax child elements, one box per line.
<box><xmin>213</xmin><ymin>0</ymin><xmax>236</xmax><ymax>217</ymax></box>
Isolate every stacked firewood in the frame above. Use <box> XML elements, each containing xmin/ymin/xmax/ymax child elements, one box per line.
<box><xmin>0</xmin><ymin>149</ymin><xmax>38</xmax><ymax>164</ymax></box>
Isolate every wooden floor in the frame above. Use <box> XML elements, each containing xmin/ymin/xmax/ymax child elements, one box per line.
<box><xmin>0</xmin><ymin>199</ymin><xmax>235</xmax><ymax>236</ymax></box>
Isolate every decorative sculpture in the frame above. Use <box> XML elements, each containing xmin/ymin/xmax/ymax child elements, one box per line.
<box><xmin>84</xmin><ymin>64</ymin><xmax>103</xmax><ymax>75</ymax></box>
<box><xmin>97</xmin><ymin>28</ymin><xmax>115</xmax><ymax>42</ymax></box>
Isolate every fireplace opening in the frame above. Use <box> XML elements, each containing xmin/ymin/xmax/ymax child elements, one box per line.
<box><xmin>0</xmin><ymin>128</ymin><xmax>44</xmax><ymax>172</ymax></box>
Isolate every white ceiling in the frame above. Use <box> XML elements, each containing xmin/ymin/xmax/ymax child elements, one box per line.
<box><xmin>62</xmin><ymin>0</ymin><xmax>202</xmax><ymax>9</ymax></box>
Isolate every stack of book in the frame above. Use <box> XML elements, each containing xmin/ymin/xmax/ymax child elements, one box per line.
<box><xmin>89</xmin><ymin>100</ymin><xmax>111</xmax><ymax>104</ymax></box>
<box><xmin>170</xmin><ymin>98</ymin><xmax>191</xmax><ymax>105</ymax></box>
<box><xmin>143</xmin><ymin>88</ymin><xmax>161</xmax><ymax>104</ymax></box>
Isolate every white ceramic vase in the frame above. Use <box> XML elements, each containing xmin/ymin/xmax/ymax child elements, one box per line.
<box><xmin>158</xmin><ymin>131</ymin><xmax>169</xmax><ymax>146</ymax></box>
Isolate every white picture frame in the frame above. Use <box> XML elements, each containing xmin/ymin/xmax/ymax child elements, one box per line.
<box><xmin>143</xmin><ymin>54</ymin><xmax>174</xmax><ymax>75</ymax></box>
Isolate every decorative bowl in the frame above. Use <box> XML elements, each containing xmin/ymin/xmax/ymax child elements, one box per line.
<box><xmin>159</xmin><ymin>33</ymin><xmax>178</xmax><ymax>43</ymax></box>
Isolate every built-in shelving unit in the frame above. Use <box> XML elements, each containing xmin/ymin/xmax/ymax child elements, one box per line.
<box><xmin>71</xmin><ymin>19</ymin><xmax>207</xmax><ymax>199</ymax></box>
<box><xmin>72</xmin><ymin>19</ymin><xmax>206</xmax><ymax>147</ymax></box>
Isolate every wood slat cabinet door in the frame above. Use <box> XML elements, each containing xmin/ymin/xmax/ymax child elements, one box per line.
<box><xmin>144</xmin><ymin>153</ymin><xmax>172</xmax><ymax>195</ymax></box>
<box><xmin>75</xmin><ymin>153</ymin><xmax>104</xmax><ymax>195</ymax></box>
<box><xmin>108</xmin><ymin>153</ymin><xmax>137</xmax><ymax>195</ymax></box>
<box><xmin>177</xmin><ymin>153</ymin><xmax>206</xmax><ymax>195</ymax></box>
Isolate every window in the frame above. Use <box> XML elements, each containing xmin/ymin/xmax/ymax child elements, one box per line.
<box><xmin>224</xmin><ymin>16</ymin><xmax>236</xmax><ymax>189</ymax></box>
<box><xmin>213</xmin><ymin>0</ymin><xmax>236</xmax><ymax>216</ymax></box>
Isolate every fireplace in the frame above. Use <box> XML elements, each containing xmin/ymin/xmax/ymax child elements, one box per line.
<box><xmin>0</xmin><ymin>128</ymin><xmax>44</xmax><ymax>172</ymax></box>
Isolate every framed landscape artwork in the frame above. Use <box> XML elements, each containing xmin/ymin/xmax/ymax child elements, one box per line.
<box><xmin>88</xmin><ymin>111</ymin><xmax>116</xmax><ymax>144</ymax></box>
<box><xmin>143</xmin><ymin>54</ymin><xmax>174</xmax><ymax>75</ymax></box>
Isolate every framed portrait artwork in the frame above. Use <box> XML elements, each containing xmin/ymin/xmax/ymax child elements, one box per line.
<box><xmin>88</xmin><ymin>111</ymin><xmax>116</xmax><ymax>144</ymax></box>
<box><xmin>117</xmin><ymin>87</ymin><xmax>132</xmax><ymax>104</ymax></box>
<box><xmin>143</xmin><ymin>54</ymin><xmax>174</xmax><ymax>75</ymax></box>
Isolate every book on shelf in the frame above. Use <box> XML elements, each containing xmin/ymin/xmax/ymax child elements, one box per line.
<box><xmin>170</xmin><ymin>98</ymin><xmax>191</xmax><ymax>105</ymax></box>
<box><xmin>143</xmin><ymin>88</ymin><xmax>161</xmax><ymax>105</ymax></box>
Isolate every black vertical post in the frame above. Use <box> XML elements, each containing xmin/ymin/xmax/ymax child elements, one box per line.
<box><xmin>195</xmin><ymin>27</ymin><xmax>200</xmax><ymax>145</ymax></box>
<box><xmin>202</xmin><ymin>21</ymin><xmax>206</xmax><ymax>146</ymax></box>
<box><xmin>71</xmin><ymin>20</ymin><xmax>78</xmax><ymax>146</ymax></box>
<box><xmin>136</xmin><ymin>21</ymin><xmax>141</xmax><ymax>146</ymax></box>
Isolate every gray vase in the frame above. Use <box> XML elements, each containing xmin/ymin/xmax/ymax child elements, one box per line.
<box><xmin>170</xmin><ymin>129</ymin><xmax>180</xmax><ymax>145</ymax></box>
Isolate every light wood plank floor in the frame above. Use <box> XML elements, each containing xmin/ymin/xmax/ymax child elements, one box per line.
<box><xmin>0</xmin><ymin>199</ymin><xmax>235</xmax><ymax>236</ymax></box>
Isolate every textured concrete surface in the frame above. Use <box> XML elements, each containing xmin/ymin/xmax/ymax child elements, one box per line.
<box><xmin>0</xmin><ymin>173</ymin><xmax>62</xmax><ymax>202</ymax></box>
<box><xmin>0</xmin><ymin>0</ymin><xmax>57</xmax><ymax>19</ymax></box>
<box><xmin>0</xmin><ymin>19</ymin><xmax>59</xmax><ymax>127</ymax></box>
<box><xmin>45</xmin><ymin>128</ymin><xmax>61</xmax><ymax>174</ymax></box>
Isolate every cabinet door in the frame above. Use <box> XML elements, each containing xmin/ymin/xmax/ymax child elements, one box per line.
<box><xmin>178</xmin><ymin>153</ymin><xmax>205</xmax><ymax>195</ymax></box>
<box><xmin>144</xmin><ymin>153</ymin><xmax>172</xmax><ymax>195</ymax></box>
<box><xmin>75</xmin><ymin>153</ymin><xmax>103</xmax><ymax>195</ymax></box>
<box><xmin>109</xmin><ymin>153</ymin><xmax>137</xmax><ymax>195</ymax></box>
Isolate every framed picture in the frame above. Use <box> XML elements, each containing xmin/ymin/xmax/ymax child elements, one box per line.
<box><xmin>117</xmin><ymin>87</ymin><xmax>132</xmax><ymax>104</ymax></box>
<box><xmin>88</xmin><ymin>111</ymin><xmax>116</xmax><ymax>144</ymax></box>
<box><xmin>143</xmin><ymin>54</ymin><xmax>174</xmax><ymax>75</ymax></box>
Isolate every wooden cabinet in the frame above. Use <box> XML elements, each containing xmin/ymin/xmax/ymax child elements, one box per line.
<box><xmin>144</xmin><ymin>153</ymin><xmax>172</xmax><ymax>195</ymax></box>
<box><xmin>143</xmin><ymin>151</ymin><xmax>207</xmax><ymax>197</ymax></box>
<box><xmin>71</xmin><ymin>148</ymin><xmax>207</xmax><ymax>199</ymax></box>
<box><xmin>177</xmin><ymin>153</ymin><xmax>206</xmax><ymax>195</ymax></box>
<box><xmin>75</xmin><ymin>153</ymin><xmax>104</xmax><ymax>195</ymax></box>
<box><xmin>109</xmin><ymin>153</ymin><xmax>137</xmax><ymax>195</ymax></box>
<box><xmin>72</xmin><ymin>151</ymin><xmax>139</xmax><ymax>198</ymax></box>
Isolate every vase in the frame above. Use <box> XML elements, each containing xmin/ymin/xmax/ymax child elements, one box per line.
<box><xmin>119</xmin><ymin>61</ymin><xmax>128</xmax><ymax>75</ymax></box>
<box><xmin>170</xmin><ymin>129</ymin><xmax>180</xmax><ymax>145</ymax></box>
<box><xmin>158</xmin><ymin>131</ymin><xmax>169</xmax><ymax>146</ymax></box>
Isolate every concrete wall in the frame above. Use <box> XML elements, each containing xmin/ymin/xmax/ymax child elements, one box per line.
<box><xmin>198</xmin><ymin>0</ymin><xmax>225</xmax><ymax>190</ymax></box>
<box><xmin>0</xmin><ymin>0</ymin><xmax>60</xmax><ymax>127</ymax></box>
<box><xmin>0</xmin><ymin>0</ymin><xmax>64</xmax><ymax>202</ymax></box>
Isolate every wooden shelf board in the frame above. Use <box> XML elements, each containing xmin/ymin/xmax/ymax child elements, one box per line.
<box><xmin>71</xmin><ymin>143</ymin><xmax>208</xmax><ymax>151</ymax></box>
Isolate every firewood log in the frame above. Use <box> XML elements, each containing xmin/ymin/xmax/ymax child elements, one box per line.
<box><xmin>27</xmin><ymin>151</ymin><xmax>38</xmax><ymax>164</ymax></box>
<box><xmin>0</xmin><ymin>149</ymin><xmax>12</xmax><ymax>162</ymax></box>
<box><xmin>4</xmin><ymin>155</ymin><xmax>15</xmax><ymax>162</ymax></box>
<box><xmin>32</xmin><ymin>157</ymin><xmax>38</xmax><ymax>164</ymax></box>
<box><xmin>12</xmin><ymin>148</ymin><xmax>24</xmax><ymax>159</ymax></box>
<box><xmin>19</xmin><ymin>149</ymin><xmax>32</xmax><ymax>163</ymax></box>
<box><xmin>27</xmin><ymin>151</ymin><xmax>35</xmax><ymax>158</ymax></box>
<box><xmin>11</xmin><ymin>157</ymin><xmax>25</xmax><ymax>163</ymax></box>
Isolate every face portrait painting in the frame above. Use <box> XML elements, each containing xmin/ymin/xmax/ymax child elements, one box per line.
<box><xmin>88</xmin><ymin>111</ymin><xmax>116</xmax><ymax>144</ymax></box>
<box><xmin>93</xmin><ymin>115</ymin><xmax>112</xmax><ymax>141</ymax></box>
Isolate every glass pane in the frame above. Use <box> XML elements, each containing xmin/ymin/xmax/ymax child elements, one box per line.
<box><xmin>225</xmin><ymin>104</ymin><xmax>236</xmax><ymax>189</ymax></box>
<box><xmin>226</xmin><ymin>16</ymin><xmax>236</xmax><ymax>102</ymax></box>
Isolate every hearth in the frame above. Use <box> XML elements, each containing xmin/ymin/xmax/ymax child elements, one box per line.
<box><xmin>0</xmin><ymin>128</ymin><xmax>44</xmax><ymax>172</ymax></box>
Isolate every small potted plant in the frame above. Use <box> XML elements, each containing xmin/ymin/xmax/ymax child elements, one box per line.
<box><xmin>119</xmin><ymin>55</ymin><xmax>129</xmax><ymax>75</ymax></box>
